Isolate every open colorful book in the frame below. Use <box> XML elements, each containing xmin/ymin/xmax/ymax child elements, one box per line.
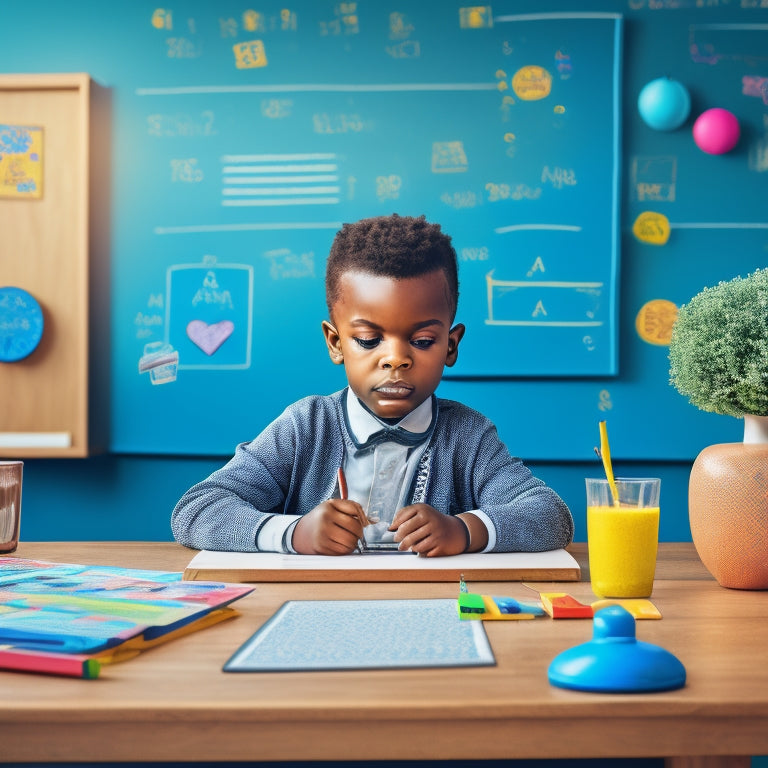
<box><xmin>0</xmin><ymin>557</ymin><xmax>253</xmax><ymax>676</ymax></box>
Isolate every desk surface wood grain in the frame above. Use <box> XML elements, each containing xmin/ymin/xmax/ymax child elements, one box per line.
<box><xmin>1</xmin><ymin>542</ymin><xmax>764</xmax><ymax>766</ymax></box>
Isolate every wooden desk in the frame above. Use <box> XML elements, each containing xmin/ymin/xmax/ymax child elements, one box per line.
<box><xmin>2</xmin><ymin>542</ymin><xmax>766</xmax><ymax>768</ymax></box>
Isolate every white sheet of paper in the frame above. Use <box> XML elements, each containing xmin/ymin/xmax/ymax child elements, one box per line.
<box><xmin>187</xmin><ymin>548</ymin><xmax>579</xmax><ymax>573</ymax></box>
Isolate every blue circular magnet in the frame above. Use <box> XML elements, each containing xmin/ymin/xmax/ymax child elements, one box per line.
<box><xmin>548</xmin><ymin>605</ymin><xmax>686</xmax><ymax>693</ymax></box>
<box><xmin>0</xmin><ymin>286</ymin><xmax>45</xmax><ymax>362</ymax></box>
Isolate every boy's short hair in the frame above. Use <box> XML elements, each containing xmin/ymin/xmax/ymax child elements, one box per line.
<box><xmin>325</xmin><ymin>213</ymin><xmax>460</xmax><ymax>319</ymax></box>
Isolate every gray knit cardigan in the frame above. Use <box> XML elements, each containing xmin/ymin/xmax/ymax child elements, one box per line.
<box><xmin>171</xmin><ymin>388</ymin><xmax>573</xmax><ymax>553</ymax></box>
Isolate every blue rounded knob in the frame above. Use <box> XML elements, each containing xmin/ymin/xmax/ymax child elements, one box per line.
<box><xmin>548</xmin><ymin>606</ymin><xmax>686</xmax><ymax>693</ymax></box>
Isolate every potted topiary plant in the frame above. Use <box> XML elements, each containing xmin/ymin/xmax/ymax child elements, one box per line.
<box><xmin>668</xmin><ymin>267</ymin><xmax>768</xmax><ymax>589</ymax></box>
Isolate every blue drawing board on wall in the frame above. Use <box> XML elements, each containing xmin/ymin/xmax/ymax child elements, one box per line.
<box><xmin>111</xmin><ymin>8</ymin><xmax>621</xmax><ymax>453</ymax></box>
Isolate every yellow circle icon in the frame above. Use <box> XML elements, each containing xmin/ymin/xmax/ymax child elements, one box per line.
<box><xmin>632</xmin><ymin>212</ymin><xmax>671</xmax><ymax>246</ymax></box>
<box><xmin>635</xmin><ymin>299</ymin><xmax>679</xmax><ymax>346</ymax></box>
<box><xmin>512</xmin><ymin>66</ymin><xmax>552</xmax><ymax>101</ymax></box>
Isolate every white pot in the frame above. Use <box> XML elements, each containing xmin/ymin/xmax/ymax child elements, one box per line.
<box><xmin>743</xmin><ymin>413</ymin><xmax>768</xmax><ymax>444</ymax></box>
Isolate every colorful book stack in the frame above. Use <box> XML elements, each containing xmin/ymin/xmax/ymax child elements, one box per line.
<box><xmin>0</xmin><ymin>557</ymin><xmax>253</xmax><ymax>678</ymax></box>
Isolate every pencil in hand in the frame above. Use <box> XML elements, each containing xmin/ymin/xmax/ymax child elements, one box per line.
<box><xmin>337</xmin><ymin>465</ymin><xmax>348</xmax><ymax>501</ymax></box>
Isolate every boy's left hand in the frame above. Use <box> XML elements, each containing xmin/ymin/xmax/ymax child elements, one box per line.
<box><xmin>389</xmin><ymin>504</ymin><xmax>467</xmax><ymax>557</ymax></box>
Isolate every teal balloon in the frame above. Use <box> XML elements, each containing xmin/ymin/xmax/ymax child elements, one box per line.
<box><xmin>638</xmin><ymin>77</ymin><xmax>691</xmax><ymax>131</ymax></box>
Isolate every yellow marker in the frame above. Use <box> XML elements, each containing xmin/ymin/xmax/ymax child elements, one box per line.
<box><xmin>599</xmin><ymin>421</ymin><xmax>620</xmax><ymax>507</ymax></box>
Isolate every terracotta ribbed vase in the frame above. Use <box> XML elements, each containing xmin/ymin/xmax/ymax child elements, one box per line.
<box><xmin>688</xmin><ymin>415</ymin><xmax>768</xmax><ymax>590</ymax></box>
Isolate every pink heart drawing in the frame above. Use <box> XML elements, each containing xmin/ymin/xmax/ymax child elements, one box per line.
<box><xmin>186</xmin><ymin>320</ymin><xmax>235</xmax><ymax>356</ymax></box>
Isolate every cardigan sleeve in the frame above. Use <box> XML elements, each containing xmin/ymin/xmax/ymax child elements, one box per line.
<box><xmin>170</xmin><ymin>393</ymin><xmax>347</xmax><ymax>552</ymax></box>
<box><xmin>426</xmin><ymin>399</ymin><xmax>574</xmax><ymax>554</ymax></box>
<box><xmin>170</xmin><ymin>411</ymin><xmax>300</xmax><ymax>552</ymax></box>
<box><xmin>471</xmin><ymin>423</ymin><xmax>574</xmax><ymax>553</ymax></box>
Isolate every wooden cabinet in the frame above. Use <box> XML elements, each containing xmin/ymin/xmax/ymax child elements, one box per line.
<box><xmin>0</xmin><ymin>73</ymin><xmax>108</xmax><ymax>457</ymax></box>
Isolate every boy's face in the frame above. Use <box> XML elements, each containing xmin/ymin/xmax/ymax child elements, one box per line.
<box><xmin>322</xmin><ymin>269</ymin><xmax>465</xmax><ymax>421</ymax></box>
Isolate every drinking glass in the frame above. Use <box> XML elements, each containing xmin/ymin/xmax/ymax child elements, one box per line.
<box><xmin>586</xmin><ymin>477</ymin><xmax>660</xmax><ymax>598</ymax></box>
<box><xmin>0</xmin><ymin>461</ymin><xmax>23</xmax><ymax>553</ymax></box>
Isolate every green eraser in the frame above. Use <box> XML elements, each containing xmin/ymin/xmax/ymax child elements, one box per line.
<box><xmin>457</xmin><ymin>592</ymin><xmax>486</xmax><ymax>613</ymax></box>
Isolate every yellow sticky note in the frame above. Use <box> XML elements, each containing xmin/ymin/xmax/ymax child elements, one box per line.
<box><xmin>592</xmin><ymin>599</ymin><xmax>662</xmax><ymax>620</ymax></box>
<box><xmin>0</xmin><ymin>124</ymin><xmax>43</xmax><ymax>199</ymax></box>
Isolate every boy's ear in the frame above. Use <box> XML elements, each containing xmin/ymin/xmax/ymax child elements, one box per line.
<box><xmin>445</xmin><ymin>323</ymin><xmax>466</xmax><ymax>367</ymax></box>
<box><xmin>322</xmin><ymin>320</ymin><xmax>345</xmax><ymax>365</ymax></box>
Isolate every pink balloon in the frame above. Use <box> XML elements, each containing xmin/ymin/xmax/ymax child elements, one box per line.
<box><xmin>692</xmin><ymin>108</ymin><xmax>740</xmax><ymax>154</ymax></box>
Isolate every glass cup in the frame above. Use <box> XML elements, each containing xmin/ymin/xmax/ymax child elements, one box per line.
<box><xmin>0</xmin><ymin>461</ymin><xmax>23</xmax><ymax>553</ymax></box>
<box><xmin>586</xmin><ymin>477</ymin><xmax>660</xmax><ymax>598</ymax></box>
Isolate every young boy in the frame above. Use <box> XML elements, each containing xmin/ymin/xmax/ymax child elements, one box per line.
<box><xmin>171</xmin><ymin>214</ymin><xmax>573</xmax><ymax>556</ymax></box>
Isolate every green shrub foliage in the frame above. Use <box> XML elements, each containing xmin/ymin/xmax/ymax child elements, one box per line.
<box><xmin>669</xmin><ymin>268</ymin><xmax>768</xmax><ymax>417</ymax></box>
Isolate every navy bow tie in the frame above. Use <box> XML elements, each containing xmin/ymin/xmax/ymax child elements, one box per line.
<box><xmin>354</xmin><ymin>425</ymin><xmax>432</xmax><ymax>452</ymax></box>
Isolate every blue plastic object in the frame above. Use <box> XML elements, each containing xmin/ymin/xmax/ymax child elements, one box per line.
<box><xmin>491</xmin><ymin>596</ymin><xmax>522</xmax><ymax>614</ymax></box>
<box><xmin>0</xmin><ymin>286</ymin><xmax>44</xmax><ymax>362</ymax></box>
<box><xmin>548</xmin><ymin>605</ymin><xmax>686</xmax><ymax>693</ymax></box>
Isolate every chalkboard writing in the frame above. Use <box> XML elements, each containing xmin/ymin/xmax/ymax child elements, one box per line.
<box><xmin>126</xmin><ymin>12</ymin><xmax>621</xmax><ymax>384</ymax></box>
<box><xmin>113</xmin><ymin>6</ymin><xmax>624</xmax><ymax>453</ymax></box>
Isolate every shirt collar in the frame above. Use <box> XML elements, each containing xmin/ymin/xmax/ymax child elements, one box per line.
<box><xmin>344</xmin><ymin>387</ymin><xmax>434</xmax><ymax>445</ymax></box>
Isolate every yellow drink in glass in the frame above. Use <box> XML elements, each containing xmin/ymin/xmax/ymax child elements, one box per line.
<box><xmin>587</xmin><ymin>505</ymin><xmax>659</xmax><ymax>598</ymax></box>
<box><xmin>586</xmin><ymin>478</ymin><xmax>661</xmax><ymax>599</ymax></box>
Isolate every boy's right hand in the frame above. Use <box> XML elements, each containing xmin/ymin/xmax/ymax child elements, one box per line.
<box><xmin>292</xmin><ymin>500</ymin><xmax>368</xmax><ymax>555</ymax></box>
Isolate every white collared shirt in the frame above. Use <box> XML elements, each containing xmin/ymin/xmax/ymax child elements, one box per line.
<box><xmin>257</xmin><ymin>389</ymin><xmax>494</xmax><ymax>552</ymax></box>
<box><xmin>343</xmin><ymin>388</ymin><xmax>431</xmax><ymax>514</ymax></box>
